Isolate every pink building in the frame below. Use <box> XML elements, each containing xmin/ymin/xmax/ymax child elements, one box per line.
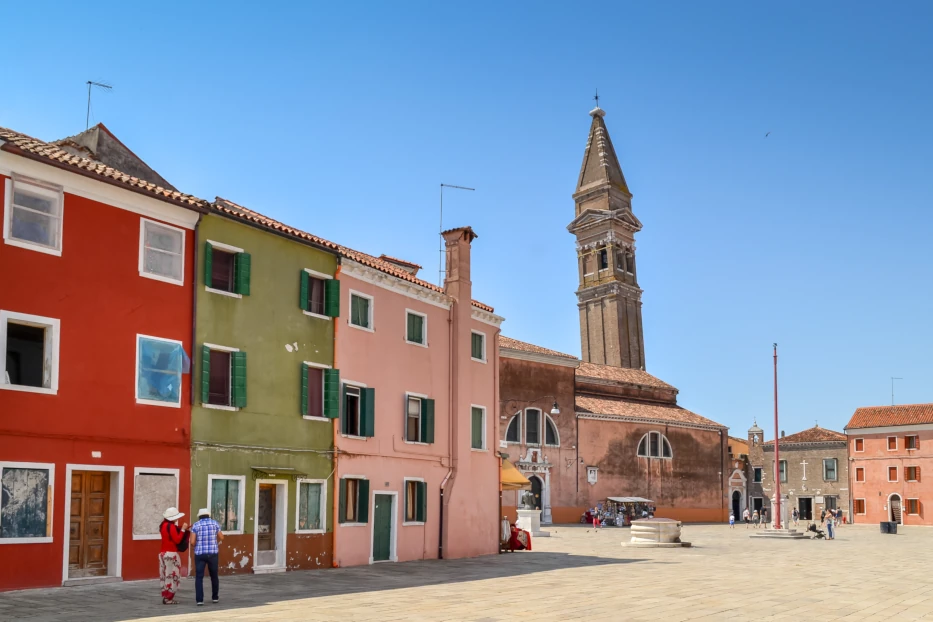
<box><xmin>333</xmin><ymin>227</ymin><xmax>503</xmax><ymax>565</ymax></box>
<box><xmin>846</xmin><ymin>404</ymin><xmax>933</xmax><ymax>526</ymax></box>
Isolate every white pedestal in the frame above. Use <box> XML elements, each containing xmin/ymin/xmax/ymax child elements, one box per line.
<box><xmin>516</xmin><ymin>509</ymin><xmax>550</xmax><ymax>537</ymax></box>
<box><xmin>770</xmin><ymin>493</ymin><xmax>790</xmax><ymax>529</ymax></box>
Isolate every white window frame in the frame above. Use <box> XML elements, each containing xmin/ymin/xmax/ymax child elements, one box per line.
<box><xmin>404</xmin><ymin>309</ymin><xmax>428</xmax><ymax>347</ymax></box>
<box><xmin>906</xmin><ymin>435</ymin><xmax>920</xmax><ymax>451</ymax></box>
<box><xmin>636</xmin><ymin>431</ymin><xmax>673</xmax><ymax>459</ymax></box>
<box><xmin>302</xmin><ymin>360</ymin><xmax>332</xmax><ymax>421</ymax></box>
<box><xmin>206</xmin><ymin>474</ymin><xmax>246</xmax><ymax>535</ymax></box>
<box><xmin>855</xmin><ymin>498</ymin><xmax>867</xmax><ymax>515</ymax></box>
<box><xmin>0</xmin><ymin>461</ymin><xmax>55</xmax><ymax>544</ymax></box>
<box><xmin>302</xmin><ymin>269</ymin><xmax>333</xmax><ymax>321</ymax></box>
<box><xmin>138</xmin><ymin>217</ymin><xmax>185</xmax><ymax>286</ymax></box>
<box><xmin>404</xmin><ymin>392</ymin><xmax>428</xmax><ymax>444</ymax></box>
<box><xmin>822</xmin><ymin>458</ymin><xmax>838</xmax><ymax>482</ymax></box>
<box><xmin>204</xmin><ymin>239</ymin><xmax>244</xmax><ymax>299</ymax></box>
<box><xmin>887</xmin><ymin>436</ymin><xmax>897</xmax><ymax>451</ymax></box>
<box><xmin>524</xmin><ymin>408</ymin><xmax>542</xmax><ymax>447</ymax></box>
<box><xmin>906</xmin><ymin>465</ymin><xmax>920</xmax><ymax>482</ymax></box>
<box><xmin>340</xmin><ymin>380</ymin><xmax>367</xmax><ymax>439</ymax></box>
<box><xmin>348</xmin><ymin>290</ymin><xmax>374</xmax><ymax>332</ymax></box>
<box><xmin>544</xmin><ymin>414</ymin><xmax>560</xmax><ymax>447</ymax></box>
<box><xmin>339</xmin><ymin>475</ymin><xmax>369</xmax><ymax>527</ymax></box>
<box><xmin>888</xmin><ymin>466</ymin><xmax>898</xmax><ymax>483</ymax></box>
<box><xmin>471</xmin><ymin>404</ymin><xmax>487</xmax><ymax>451</ymax></box>
<box><xmin>505</xmin><ymin>412</ymin><xmax>522</xmax><ymax>445</ymax></box>
<box><xmin>402</xmin><ymin>476</ymin><xmax>426</xmax><ymax>526</ymax></box>
<box><xmin>855</xmin><ymin>467</ymin><xmax>865</xmax><ymax>482</ymax></box>
<box><xmin>202</xmin><ymin>342</ymin><xmax>239</xmax><ymax>411</ymax></box>
<box><xmin>131</xmin><ymin>467</ymin><xmax>180</xmax><ymax>540</ymax></box>
<box><xmin>0</xmin><ymin>310</ymin><xmax>61</xmax><ymax>395</ymax></box>
<box><xmin>470</xmin><ymin>329</ymin><xmax>487</xmax><ymax>363</ymax></box>
<box><xmin>294</xmin><ymin>478</ymin><xmax>327</xmax><ymax>534</ymax></box>
<box><xmin>3</xmin><ymin>177</ymin><xmax>64</xmax><ymax>257</ymax></box>
<box><xmin>779</xmin><ymin>460</ymin><xmax>788</xmax><ymax>483</ymax></box>
<box><xmin>135</xmin><ymin>334</ymin><xmax>184</xmax><ymax>408</ymax></box>
<box><xmin>854</xmin><ymin>438</ymin><xmax>864</xmax><ymax>453</ymax></box>
<box><xmin>753</xmin><ymin>467</ymin><xmax>763</xmax><ymax>483</ymax></box>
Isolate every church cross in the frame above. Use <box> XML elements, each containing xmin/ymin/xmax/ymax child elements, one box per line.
<box><xmin>593</xmin><ymin>89</ymin><xmax>600</xmax><ymax>108</ymax></box>
<box><xmin>800</xmin><ymin>460</ymin><xmax>808</xmax><ymax>481</ymax></box>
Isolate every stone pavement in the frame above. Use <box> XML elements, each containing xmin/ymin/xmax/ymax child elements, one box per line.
<box><xmin>3</xmin><ymin>523</ymin><xmax>933</xmax><ymax>621</ymax></box>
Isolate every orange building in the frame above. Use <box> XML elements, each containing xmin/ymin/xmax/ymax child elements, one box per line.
<box><xmin>846</xmin><ymin>404</ymin><xmax>933</xmax><ymax>526</ymax></box>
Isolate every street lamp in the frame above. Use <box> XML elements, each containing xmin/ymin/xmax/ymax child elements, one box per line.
<box><xmin>550</xmin><ymin>402</ymin><xmax>560</xmax><ymax>415</ymax></box>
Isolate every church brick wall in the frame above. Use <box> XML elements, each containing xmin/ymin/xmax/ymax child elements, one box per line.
<box><xmin>762</xmin><ymin>442</ymin><xmax>849</xmax><ymax>522</ymax></box>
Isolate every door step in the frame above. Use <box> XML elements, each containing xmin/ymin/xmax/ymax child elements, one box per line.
<box><xmin>63</xmin><ymin>576</ymin><xmax>122</xmax><ymax>588</ymax></box>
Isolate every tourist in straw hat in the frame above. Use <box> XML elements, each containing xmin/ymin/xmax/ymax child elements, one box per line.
<box><xmin>159</xmin><ymin>507</ymin><xmax>188</xmax><ymax>605</ymax></box>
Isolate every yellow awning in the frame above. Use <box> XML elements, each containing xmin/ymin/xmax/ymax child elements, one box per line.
<box><xmin>501</xmin><ymin>459</ymin><xmax>531</xmax><ymax>491</ymax></box>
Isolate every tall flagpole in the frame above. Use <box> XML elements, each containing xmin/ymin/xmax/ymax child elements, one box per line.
<box><xmin>773</xmin><ymin>343</ymin><xmax>781</xmax><ymax>529</ymax></box>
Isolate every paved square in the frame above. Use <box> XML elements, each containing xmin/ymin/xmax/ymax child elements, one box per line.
<box><xmin>3</xmin><ymin>523</ymin><xmax>933</xmax><ymax>621</ymax></box>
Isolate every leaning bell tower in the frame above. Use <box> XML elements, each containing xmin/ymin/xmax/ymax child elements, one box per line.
<box><xmin>567</xmin><ymin>106</ymin><xmax>646</xmax><ymax>369</ymax></box>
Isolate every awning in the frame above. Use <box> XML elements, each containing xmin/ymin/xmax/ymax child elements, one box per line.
<box><xmin>607</xmin><ymin>496</ymin><xmax>654</xmax><ymax>504</ymax></box>
<box><xmin>251</xmin><ymin>466</ymin><xmax>308</xmax><ymax>479</ymax></box>
<box><xmin>500</xmin><ymin>459</ymin><xmax>531</xmax><ymax>491</ymax></box>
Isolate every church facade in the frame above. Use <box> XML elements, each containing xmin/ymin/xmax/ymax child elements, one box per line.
<box><xmin>499</xmin><ymin>106</ymin><xmax>729</xmax><ymax>524</ymax></box>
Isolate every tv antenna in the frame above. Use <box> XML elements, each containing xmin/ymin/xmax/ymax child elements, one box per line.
<box><xmin>86</xmin><ymin>81</ymin><xmax>113</xmax><ymax>130</ymax></box>
<box><xmin>891</xmin><ymin>377</ymin><xmax>903</xmax><ymax>405</ymax></box>
<box><xmin>438</xmin><ymin>183</ymin><xmax>475</xmax><ymax>285</ymax></box>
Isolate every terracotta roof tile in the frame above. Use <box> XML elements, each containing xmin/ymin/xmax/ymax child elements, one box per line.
<box><xmin>214</xmin><ymin>198</ymin><xmax>495</xmax><ymax>312</ymax></box>
<box><xmin>0</xmin><ymin>126</ymin><xmax>207</xmax><ymax>210</ymax></box>
<box><xmin>378</xmin><ymin>255</ymin><xmax>422</xmax><ymax>270</ymax></box>
<box><xmin>499</xmin><ymin>336</ymin><xmax>578</xmax><ymax>360</ymax></box>
<box><xmin>762</xmin><ymin>426</ymin><xmax>845</xmax><ymax>446</ymax></box>
<box><xmin>576</xmin><ymin>395</ymin><xmax>725</xmax><ymax>428</ymax></box>
<box><xmin>846</xmin><ymin>403</ymin><xmax>933</xmax><ymax>430</ymax></box>
<box><xmin>575</xmin><ymin>361</ymin><xmax>675</xmax><ymax>390</ymax></box>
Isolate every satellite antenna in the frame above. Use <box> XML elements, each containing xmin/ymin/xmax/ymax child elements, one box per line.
<box><xmin>86</xmin><ymin>81</ymin><xmax>113</xmax><ymax>130</ymax></box>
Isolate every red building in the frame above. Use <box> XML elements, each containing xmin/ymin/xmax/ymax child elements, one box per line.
<box><xmin>0</xmin><ymin>126</ymin><xmax>206</xmax><ymax>589</ymax></box>
<box><xmin>846</xmin><ymin>404</ymin><xmax>933</xmax><ymax>526</ymax></box>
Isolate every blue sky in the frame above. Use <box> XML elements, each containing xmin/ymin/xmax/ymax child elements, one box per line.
<box><xmin>3</xmin><ymin>2</ymin><xmax>932</xmax><ymax>437</ymax></box>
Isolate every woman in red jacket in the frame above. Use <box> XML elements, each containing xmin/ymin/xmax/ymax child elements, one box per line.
<box><xmin>159</xmin><ymin>507</ymin><xmax>188</xmax><ymax>605</ymax></box>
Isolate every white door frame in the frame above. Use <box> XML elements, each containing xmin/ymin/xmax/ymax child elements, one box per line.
<box><xmin>888</xmin><ymin>493</ymin><xmax>902</xmax><ymax>524</ymax></box>
<box><xmin>61</xmin><ymin>464</ymin><xmax>125</xmax><ymax>585</ymax></box>
<box><xmin>253</xmin><ymin>479</ymin><xmax>288</xmax><ymax>572</ymax></box>
<box><xmin>368</xmin><ymin>490</ymin><xmax>398</xmax><ymax>564</ymax></box>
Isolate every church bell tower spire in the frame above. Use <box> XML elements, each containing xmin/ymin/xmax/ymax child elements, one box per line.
<box><xmin>567</xmin><ymin>105</ymin><xmax>646</xmax><ymax>369</ymax></box>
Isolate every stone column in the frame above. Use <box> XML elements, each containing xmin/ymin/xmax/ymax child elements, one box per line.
<box><xmin>542</xmin><ymin>470</ymin><xmax>553</xmax><ymax>524</ymax></box>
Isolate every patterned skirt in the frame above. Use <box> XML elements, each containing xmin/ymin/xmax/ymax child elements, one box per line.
<box><xmin>159</xmin><ymin>552</ymin><xmax>182</xmax><ymax>600</ymax></box>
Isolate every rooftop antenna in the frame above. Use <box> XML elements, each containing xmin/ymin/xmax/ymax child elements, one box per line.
<box><xmin>438</xmin><ymin>183</ymin><xmax>475</xmax><ymax>286</ymax></box>
<box><xmin>891</xmin><ymin>377</ymin><xmax>903</xmax><ymax>405</ymax></box>
<box><xmin>86</xmin><ymin>81</ymin><xmax>113</xmax><ymax>130</ymax></box>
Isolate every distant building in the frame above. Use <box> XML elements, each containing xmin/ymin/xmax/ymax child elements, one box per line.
<box><xmin>846</xmin><ymin>404</ymin><xmax>933</xmax><ymax>526</ymax></box>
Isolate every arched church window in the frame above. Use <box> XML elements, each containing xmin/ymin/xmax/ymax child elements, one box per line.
<box><xmin>525</xmin><ymin>408</ymin><xmax>541</xmax><ymax>445</ymax></box>
<box><xmin>637</xmin><ymin>432</ymin><xmax>672</xmax><ymax>459</ymax></box>
<box><xmin>544</xmin><ymin>416</ymin><xmax>559</xmax><ymax>446</ymax></box>
<box><xmin>505</xmin><ymin>414</ymin><xmax>520</xmax><ymax>443</ymax></box>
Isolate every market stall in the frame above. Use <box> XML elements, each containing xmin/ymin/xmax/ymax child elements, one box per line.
<box><xmin>591</xmin><ymin>497</ymin><xmax>655</xmax><ymax>527</ymax></box>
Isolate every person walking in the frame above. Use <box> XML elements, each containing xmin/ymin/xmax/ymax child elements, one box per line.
<box><xmin>743</xmin><ymin>508</ymin><xmax>750</xmax><ymax>529</ymax></box>
<box><xmin>753</xmin><ymin>509</ymin><xmax>760</xmax><ymax>528</ymax></box>
<box><xmin>825</xmin><ymin>509</ymin><xmax>835</xmax><ymax>540</ymax></box>
<box><xmin>792</xmin><ymin>508</ymin><xmax>799</xmax><ymax>527</ymax></box>
<box><xmin>159</xmin><ymin>507</ymin><xmax>188</xmax><ymax>605</ymax></box>
<box><xmin>190</xmin><ymin>508</ymin><xmax>224</xmax><ymax>606</ymax></box>
<box><xmin>729</xmin><ymin>512</ymin><xmax>735</xmax><ymax>529</ymax></box>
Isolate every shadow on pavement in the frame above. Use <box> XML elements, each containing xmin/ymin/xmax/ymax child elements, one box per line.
<box><xmin>0</xmin><ymin>551</ymin><xmax>639</xmax><ymax>622</ymax></box>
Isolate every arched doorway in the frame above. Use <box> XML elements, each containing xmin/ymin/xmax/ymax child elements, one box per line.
<box><xmin>732</xmin><ymin>491</ymin><xmax>741</xmax><ymax>519</ymax></box>
<box><xmin>889</xmin><ymin>494</ymin><xmax>902</xmax><ymax>524</ymax></box>
<box><xmin>528</xmin><ymin>475</ymin><xmax>543</xmax><ymax>510</ymax></box>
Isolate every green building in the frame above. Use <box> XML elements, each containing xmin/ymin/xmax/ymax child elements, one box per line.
<box><xmin>191</xmin><ymin>199</ymin><xmax>341</xmax><ymax>573</ymax></box>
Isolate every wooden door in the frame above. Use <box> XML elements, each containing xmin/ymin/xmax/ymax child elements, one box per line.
<box><xmin>69</xmin><ymin>471</ymin><xmax>110</xmax><ymax>578</ymax></box>
<box><xmin>257</xmin><ymin>484</ymin><xmax>276</xmax><ymax>552</ymax></box>
<box><xmin>372</xmin><ymin>494</ymin><xmax>392</xmax><ymax>562</ymax></box>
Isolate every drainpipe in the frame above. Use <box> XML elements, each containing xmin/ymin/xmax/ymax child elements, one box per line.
<box><xmin>332</xmin><ymin>264</ymin><xmax>342</xmax><ymax>567</ymax></box>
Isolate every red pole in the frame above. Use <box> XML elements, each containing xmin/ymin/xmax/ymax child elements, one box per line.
<box><xmin>773</xmin><ymin>343</ymin><xmax>781</xmax><ymax>529</ymax></box>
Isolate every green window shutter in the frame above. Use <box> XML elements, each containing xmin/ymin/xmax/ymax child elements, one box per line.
<box><xmin>361</xmin><ymin>387</ymin><xmax>376</xmax><ymax>437</ymax></box>
<box><xmin>299</xmin><ymin>270</ymin><xmax>309</xmax><ymax>311</ymax></box>
<box><xmin>338</xmin><ymin>479</ymin><xmax>348</xmax><ymax>523</ymax></box>
<box><xmin>203</xmin><ymin>242</ymin><xmax>213</xmax><ymax>288</ymax></box>
<box><xmin>235</xmin><ymin>252</ymin><xmax>251</xmax><ymax>296</ymax></box>
<box><xmin>416</xmin><ymin>481</ymin><xmax>427</xmax><ymax>523</ymax></box>
<box><xmin>200</xmin><ymin>345</ymin><xmax>211</xmax><ymax>404</ymax></box>
<box><xmin>471</xmin><ymin>407</ymin><xmax>483</xmax><ymax>449</ymax></box>
<box><xmin>357</xmin><ymin>479</ymin><xmax>370</xmax><ymax>523</ymax></box>
<box><xmin>300</xmin><ymin>363</ymin><xmax>309</xmax><ymax>416</ymax></box>
<box><xmin>323</xmin><ymin>369</ymin><xmax>340</xmax><ymax>419</ymax></box>
<box><xmin>232</xmin><ymin>351</ymin><xmax>247</xmax><ymax>408</ymax></box>
<box><xmin>421</xmin><ymin>398</ymin><xmax>435</xmax><ymax>444</ymax></box>
<box><xmin>324</xmin><ymin>278</ymin><xmax>340</xmax><ymax>318</ymax></box>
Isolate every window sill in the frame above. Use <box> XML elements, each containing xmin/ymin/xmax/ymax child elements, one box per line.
<box><xmin>136</xmin><ymin>398</ymin><xmax>181</xmax><ymax>408</ymax></box>
<box><xmin>0</xmin><ymin>383</ymin><xmax>57</xmax><ymax>395</ymax></box>
<box><xmin>3</xmin><ymin>236</ymin><xmax>62</xmax><ymax>257</ymax></box>
<box><xmin>205</xmin><ymin>287</ymin><xmax>242</xmax><ymax>299</ymax></box>
<box><xmin>303</xmin><ymin>310</ymin><xmax>332</xmax><ymax>321</ymax></box>
<box><xmin>303</xmin><ymin>415</ymin><xmax>331</xmax><ymax>422</ymax></box>
<box><xmin>405</xmin><ymin>339</ymin><xmax>428</xmax><ymax>348</ymax></box>
<box><xmin>340</xmin><ymin>522</ymin><xmax>367</xmax><ymax>528</ymax></box>
<box><xmin>471</xmin><ymin>447</ymin><xmax>489</xmax><ymax>452</ymax></box>
<box><xmin>340</xmin><ymin>434</ymin><xmax>370</xmax><ymax>440</ymax></box>
<box><xmin>403</xmin><ymin>440</ymin><xmax>429</xmax><ymax>446</ymax></box>
<box><xmin>203</xmin><ymin>403</ymin><xmax>239</xmax><ymax>412</ymax></box>
<box><xmin>0</xmin><ymin>536</ymin><xmax>53</xmax><ymax>544</ymax></box>
<box><xmin>471</xmin><ymin>358</ymin><xmax>487</xmax><ymax>364</ymax></box>
<box><xmin>348</xmin><ymin>322</ymin><xmax>374</xmax><ymax>333</ymax></box>
<box><xmin>140</xmin><ymin>271</ymin><xmax>184</xmax><ymax>287</ymax></box>
<box><xmin>220</xmin><ymin>530</ymin><xmax>244</xmax><ymax>536</ymax></box>
<box><xmin>295</xmin><ymin>529</ymin><xmax>326</xmax><ymax>535</ymax></box>
<box><xmin>132</xmin><ymin>534</ymin><xmax>162</xmax><ymax>541</ymax></box>
<box><xmin>402</xmin><ymin>521</ymin><xmax>425</xmax><ymax>527</ymax></box>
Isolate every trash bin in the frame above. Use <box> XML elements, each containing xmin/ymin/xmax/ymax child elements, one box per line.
<box><xmin>889</xmin><ymin>521</ymin><xmax>898</xmax><ymax>534</ymax></box>
<box><xmin>880</xmin><ymin>521</ymin><xmax>889</xmax><ymax>533</ymax></box>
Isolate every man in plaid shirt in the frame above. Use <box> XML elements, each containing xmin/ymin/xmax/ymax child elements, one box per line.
<box><xmin>189</xmin><ymin>508</ymin><xmax>224</xmax><ymax>605</ymax></box>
